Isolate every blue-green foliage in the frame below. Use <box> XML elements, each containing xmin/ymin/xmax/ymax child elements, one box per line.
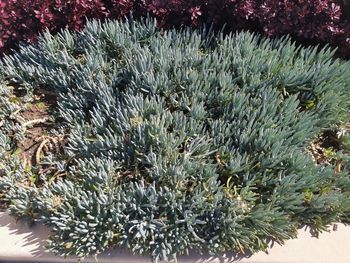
<box><xmin>1</xmin><ymin>18</ymin><xmax>350</xmax><ymax>261</ymax></box>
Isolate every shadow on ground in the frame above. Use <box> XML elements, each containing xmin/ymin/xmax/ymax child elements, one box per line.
<box><xmin>0</xmin><ymin>211</ymin><xmax>342</xmax><ymax>263</ymax></box>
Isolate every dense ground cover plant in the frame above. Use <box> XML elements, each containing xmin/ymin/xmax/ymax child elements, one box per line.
<box><xmin>1</xmin><ymin>0</ymin><xmax>350</xmax><ymax>58</ymax></box>
<box><xmin>1</xmin><ymin>18</ymin><xmax>350</xmax><ymax>261</ymax></box>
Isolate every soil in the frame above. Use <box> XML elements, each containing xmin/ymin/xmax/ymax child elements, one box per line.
<box><xmin>307</xmin><ymin>124</ymin><xmax>350</xmax><ymax>175</ymax></box>
<box><xmin>14</xmin><ymin>88</ymin><xmax>66</xmax><ymax>168</ymax></box>
<box><xmin>308</xmin><ymin>131</ymin><xmax>340</xmax><ymax>165</ymax></box>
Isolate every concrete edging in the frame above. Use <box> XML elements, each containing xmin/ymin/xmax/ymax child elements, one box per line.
<box><xmin>1</xmin><ymin>211</ymin><xmax>350</xmax><ymax>263</ymax></box>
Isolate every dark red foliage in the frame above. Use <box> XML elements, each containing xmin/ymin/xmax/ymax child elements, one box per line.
<box><xmin>0</xmin><ymin>0</ymin><xmax>138</xmax><ymax>52</ymax></box>
<box><xmin>1</xmin><ymin>0</ymin><xmax>350</xmax><ymax>58</ymax></box>
<box><xmin>143</xmin><ymin>0</ymin><xmax>350</xmax><ymax>58</ymax></box>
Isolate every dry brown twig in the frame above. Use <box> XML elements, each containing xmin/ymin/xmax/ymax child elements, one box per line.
<box><xmin>22</xmin><ymin>117</ymin><xmax>50</xmax><ymax>128</ymax></box>
<box><xmin>35</xmin><ymin>137</ymin><xmax>51</xmax><ymax>164</ymax></box>
<box><xmin>35</xmin><ymin>135</ymin><xmax>66</xmax><ymax>165</ymax></box>
<box><xmin>21</xmin><ymin>154</ymin><xmax>30</xmax><ymax>169</ymax></box>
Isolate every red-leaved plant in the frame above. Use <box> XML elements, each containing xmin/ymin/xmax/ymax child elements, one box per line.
<box><xmin>0</xmin><ymin>0</ymin><xmax>138</xmax><ymax>52</ymax></box>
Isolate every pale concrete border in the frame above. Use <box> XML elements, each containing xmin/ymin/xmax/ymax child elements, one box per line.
<box><xmin>1</xmin><ymin>211</ymin><xmax>350</xmax><ymax>263</ymax></box>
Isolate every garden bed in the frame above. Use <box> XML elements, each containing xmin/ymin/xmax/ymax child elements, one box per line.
<box><xmin>1</xmin><ymin>18</ymin><xmax>350</xmax><ymax>262</ymax></box>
